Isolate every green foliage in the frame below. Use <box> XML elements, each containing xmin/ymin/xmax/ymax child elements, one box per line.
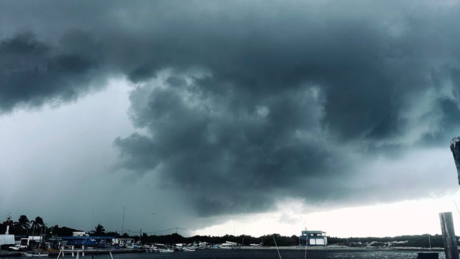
<box><xmin>15</xmin><ymin>215</ymin><xmax>30</xmax><ymax>235</ymax></box>
<box><xmin>327</xmin><ymin>234</ymin><xmax>445</xmax><ymax>248</ymax></box>
<box><xmin>90</xmin><ymin>224</ymin><xmax>106</xmax><ymax>236</ymax></box>
<box><xmin>30</xmin><ymin>216</ymin><xmax>45</xmax><ymax>236</ymax></box>
<box><xmin>49</xmin><ymin>225</ymin><xmax>81</xmax><ymax>236</ymax></box>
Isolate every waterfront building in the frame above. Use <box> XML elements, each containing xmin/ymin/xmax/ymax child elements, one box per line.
<box><xmin>300</xmin><ymin>230</ymin><xmax>327</xmax><ymax>246</ymax></box>
<box><xmin>59</xmin><ymin>236</ymin><xmax>114</xmax><ymax>247</ymax></box>
<box><xmin>112</xmin><ymin>237</ymin><xmax>134</xmax><ymax>247</ymax></box>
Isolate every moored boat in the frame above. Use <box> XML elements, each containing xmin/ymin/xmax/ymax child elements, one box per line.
<box><xmin>21</xmin><ymin>252</ymin><xmax>49</xmax><ymax>257</ymax></box>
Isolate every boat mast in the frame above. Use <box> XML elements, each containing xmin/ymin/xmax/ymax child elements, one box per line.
<box><xmin>121</xmin><ymin>206</ymin><xmax>125</xmax><ymax>235</ymax></box>
<box><xmin>428</xmin><ymin>234</ymin><xmax>432</xmax><ymax>250</ymax></box>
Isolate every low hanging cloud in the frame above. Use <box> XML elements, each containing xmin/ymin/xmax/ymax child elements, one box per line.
<box><xmin>0</xmin><ymin>32</ymin><xmax>106</xmax><ymax>113</ymax></box>
<box><xmin>2</xmin><ymin>1</ymin><xmax>460</xmax><ymax>217</ymax></box>
<box><xmin>115</xmin><ymin>76</ymin><xmax>341</xmax><ymax>215</ymax></box>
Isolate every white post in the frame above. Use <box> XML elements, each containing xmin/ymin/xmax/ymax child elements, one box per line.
<box><xmin>5</xmin><ymin>213</ymin><xmax>11</xmax><ymax>235</ymax></box>
<box><xmin>76</xmin><ymin>252</ymin><xmax>79</xmax><ymax>259</ymax></box>
<box><xmin>72</xmin><ymin>246</ymin><xmax>74</xmax><ymax>257</ymax></box>
<box><xmin>82</xmin><ymin>246</ymin><xmax>85</xmax><ymax>257</ymax></box>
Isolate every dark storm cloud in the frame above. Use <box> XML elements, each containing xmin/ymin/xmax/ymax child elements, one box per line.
<box><xmin>422</xmin><ymin>99</ymin><xmax>460</xmax><ymax>145</ymax></box>
<box><xmin>115</xmin><ymin>83</ymin><xmax>338</xmax><ymax>215</ymax></box>
<box><xmin>0</xmin><ymin>31</ymin><xmax>105</xmax><ymax>112</ymax></box>
<box><xmin>2</xmin><ymin>1</ymin><xmax>460</xmax><ymax>216</ymax></box>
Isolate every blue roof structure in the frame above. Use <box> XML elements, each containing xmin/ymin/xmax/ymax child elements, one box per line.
<box><xmin>59</xmin><ymin>236</ymin><xmax>115</xmax><ymax>246</ymax></box>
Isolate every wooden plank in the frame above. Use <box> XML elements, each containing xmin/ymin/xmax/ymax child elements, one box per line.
<box><xmin>440</xmin><ymin>212</ymin><xmax>459</xmax><ymax>259</ymax></box>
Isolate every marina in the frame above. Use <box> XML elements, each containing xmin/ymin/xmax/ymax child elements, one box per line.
<box><xmin>0</xmin><ymin>248</ymin><xmax>450</xmax><ymax>259</ymax></box>
<box><xmin>0</xmin><ymin>213</ymin><xmax>452</xmax><ymax>259</ymax></box>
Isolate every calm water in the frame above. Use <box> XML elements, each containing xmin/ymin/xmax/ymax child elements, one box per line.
<box><xmin>58</xmin><ymin>250</ymin><xmax>444</xmax><ymax>259</ymax></box>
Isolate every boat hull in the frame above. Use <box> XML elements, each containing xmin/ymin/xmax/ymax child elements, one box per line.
<box><xmin>21</xmin><ymin>252</ymin><xmax>49</xmax><ymax>257</ymax></box>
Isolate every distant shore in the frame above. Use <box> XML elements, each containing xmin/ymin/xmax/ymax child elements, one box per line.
<box><xmin>240</xmin><ymin>245</ymin><xmax>444</xmax><ymax>251</ymax></box>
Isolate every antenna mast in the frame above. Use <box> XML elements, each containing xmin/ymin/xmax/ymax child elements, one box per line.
<box><xmin>121</xmin><ymin>206</ymin><xmax>125</xmax><ymax>235</ymax></box>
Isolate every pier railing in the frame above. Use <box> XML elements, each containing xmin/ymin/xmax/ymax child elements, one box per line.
<box><xmin>57</xmin><ymin>247</ymin><xmax>114</xmax><ymax>259</ymax></box>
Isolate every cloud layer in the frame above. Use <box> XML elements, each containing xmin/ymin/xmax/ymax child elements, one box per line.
<box><xmin>2</xmin><ymin>0</ymin><xmax>460</xmax><ymax>217</ymax></box>
<box><xmin>0</xmin><ymin>32</ymin><xmax>105</xmax><ymax>112</ymax></box>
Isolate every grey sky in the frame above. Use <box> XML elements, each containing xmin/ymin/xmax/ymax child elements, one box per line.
<box><xmin>1</xmin><ymin>0</ymin><xmax>460</xmax><ymax>235</ymax></box>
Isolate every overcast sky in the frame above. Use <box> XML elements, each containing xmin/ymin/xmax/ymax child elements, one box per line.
<box><xmin>2</xmin><ymin>0</ymin><xmax>460</xmax><ymax>238</ymax></box>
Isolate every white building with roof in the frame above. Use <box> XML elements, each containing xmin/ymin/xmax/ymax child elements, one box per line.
<box><xmin>300</xmin><ymin>230</ymin><xmax>327</xmax><ymax>246</ymax></box>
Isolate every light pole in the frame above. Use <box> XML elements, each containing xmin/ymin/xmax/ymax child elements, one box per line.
<box><xmin>428</xmin><ymin>234</ymin><xmax>432</xmax><ymax>250</ymax></box>
<box><xmin>149</xmin><ymin>213</ymin><xmax>155</xmax><ymax>245</ymax></box>
<box><xmin>121</xmin><ymin>206</ymin><xmax>125</xmax><ymax>236</ymax></box>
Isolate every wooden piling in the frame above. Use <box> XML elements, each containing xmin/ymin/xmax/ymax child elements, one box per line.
<box><xmin>439</xmin><ymin>212</ymin><xmax>459</xmax><ymax>259</ymax></box>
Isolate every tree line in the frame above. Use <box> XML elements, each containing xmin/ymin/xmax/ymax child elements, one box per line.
<box><xmin>0</xmin><ymin>215</ymin><xmax>88</xmax><ymax>237</ymax></box>
<box><xmin>0</xmin><ymin>215</ymin><xmax>46</xmax><ymax>236</ymax></box>
<box><xmin>0</xmin><ymin>214</ymin><xmax>451</xmax><ymax>247</ymax></box>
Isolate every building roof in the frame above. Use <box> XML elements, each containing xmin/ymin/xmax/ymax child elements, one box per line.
<box><xmin>60</xmin><ymin>236</ymin><xmax>115</xmax><ymax>240</ymax></box>
<box><xmin>301</xmin><ymin>230</ymin><xmax>326</xmax><ymax>234</ymax></box>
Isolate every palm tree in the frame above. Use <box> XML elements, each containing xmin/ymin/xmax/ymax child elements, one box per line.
<box><xmin>91</xmin><ymin>224</ymin><xmax>106</xmax><ymax>236</ymax></box>
<box><xmin>16</xmin><ymin>215</ymin><xmax>30</xmax><ymax>235</ymax></box>
<box><xmin>30</xmin><ymin>216</ymin><xmax>44</xmax><ymax>236</ymax></box>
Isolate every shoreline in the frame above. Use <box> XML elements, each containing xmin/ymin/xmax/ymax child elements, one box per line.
<box><xmin>0</xmin><ymin>249</ymin><xmax>147</xmax><ymax>258</ymax></box>
<box><xmin>0</xmin><ymin>246</ymin><xmax>446</xmax><ymax>257</ymax></box>
<box><xmin>239</xmin><ymin>245</ymin><xmax>444</xmax><ymax>251</ymax></box>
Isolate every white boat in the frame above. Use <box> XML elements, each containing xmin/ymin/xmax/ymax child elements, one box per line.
<box><xmin>154</xmin><ymin>243</ymin><xmax>174</xmax><ymax>253</ymax></box>
<box><xmin>158</xmin><ymin>248</ymin><xmax>174</xmax><ymax>253</ymax></box>
<box><xmin>10</xmin><ymin>244</ymin><xmax>28</xmax><ymax>251</ymax></box>
<box><xmin>145</xmin><ymin>246</ymin><xmax>159</xmax><ymax>253</ymax></box>
<box><xmin>21</xmin><ymin>252</ymin><xmax>49</xmax><ymax>257</ymax></box>
<box><xmin>220</xmin><ymin>241</ymin><xmax>237</xmax><ymax>249</ymax></box>
<box><xmin>182</xmin><ymin>247</ymin><xmax>195</xmax><ymax>252</ymax></box>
